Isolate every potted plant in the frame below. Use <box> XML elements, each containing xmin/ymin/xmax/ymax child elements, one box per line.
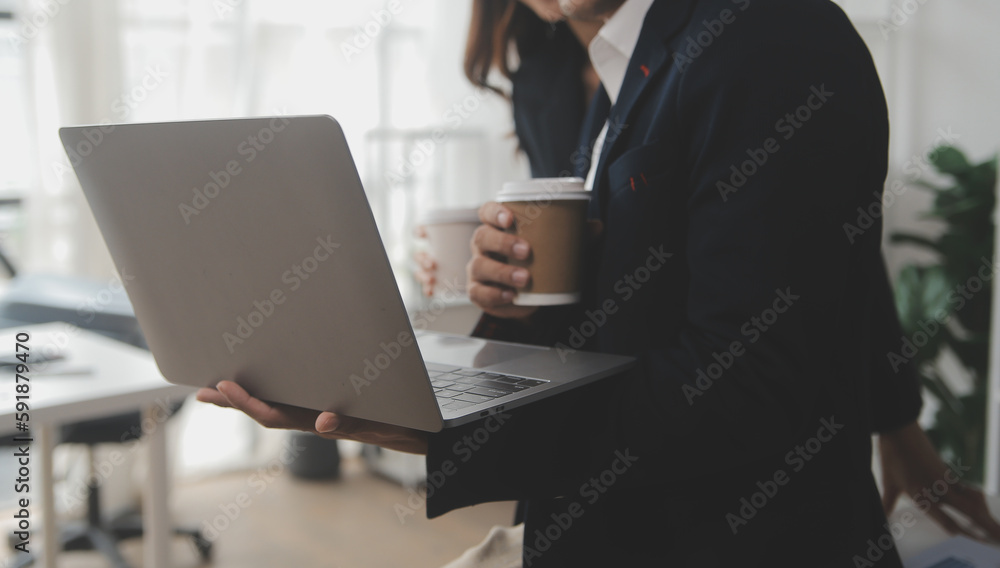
<box><xmin>891</xmin><ymin>145</ymin><xmax>997</xmax><ymax>482</ymax></box>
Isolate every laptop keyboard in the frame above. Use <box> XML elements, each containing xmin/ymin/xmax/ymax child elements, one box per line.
<box><xmin>426</xmin><ymin>362</ymin><xmax>548</xmax><ymax>412</ymax></box>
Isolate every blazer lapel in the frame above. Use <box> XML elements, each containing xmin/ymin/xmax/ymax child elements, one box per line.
<box><xmin>591</xmin><ymin>0</ymin><xmax>699</xmax><ymax>210</ymax></box>
<box><xmin>576</xmin><ymin>85</ymin><xmax>612</xmax><ymax>179</ymax></box>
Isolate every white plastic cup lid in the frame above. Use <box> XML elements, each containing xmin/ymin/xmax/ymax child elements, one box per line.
<box><xmin>418</xmin><ymin>206</ymin><xmax>482</xmax><ymax>225</ymax></box>
<box><xmin>496</xmin><ymin>177</ymin><xmax>590</xmax><ymax>203</ymax></box>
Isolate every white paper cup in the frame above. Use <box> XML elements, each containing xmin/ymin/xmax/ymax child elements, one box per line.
<box><xmin>420</xmin><ymin>207</ymin><xmax>481</xmax><ymax>296</ymax></box>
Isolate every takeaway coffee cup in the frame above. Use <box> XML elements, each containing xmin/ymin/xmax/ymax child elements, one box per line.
<box><xmin>420</xmin><ymin>207</ymin><xmax>481</xmax><ymax>295</ymax></box>
<box><xmin>495</xmin><ymin>177</ymin><xmax>590</xmax><ymax>306</ymax></box>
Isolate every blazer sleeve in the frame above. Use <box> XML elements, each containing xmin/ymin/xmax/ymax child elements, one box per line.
<box><xmin>867</xmin><ymin>256</ymin><xmax>924</xmax><ymax>433</ymax></box>
<box><xmin>426</xmin><ymin>14</ymin><xmax>904</xmax><ymax>516</ymax></box>
<box><xmin>471</xmin><ymin>305</ymin><xmax>583</xmax><ymax>346</ymax></box>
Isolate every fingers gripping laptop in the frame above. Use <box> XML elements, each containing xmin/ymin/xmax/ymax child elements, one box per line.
<box><xmin>60</xmin><ymin>116</ymin><xmax>634</xmax><ymax>432</ymax></box>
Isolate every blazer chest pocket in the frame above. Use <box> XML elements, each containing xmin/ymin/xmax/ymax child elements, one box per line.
<box><xmin>607</xmin><ymin>140</ymin><xmax>674</xmax><ymax>198</ymax></box>
<box><xmin>608</xmin><ymin>141</ymin><xmax>678</xmax><ymax>221</ymax></box>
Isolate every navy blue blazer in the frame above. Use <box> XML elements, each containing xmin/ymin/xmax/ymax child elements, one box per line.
<box><xmin>428</xmin><ymin>1</ymin><xmax>922</xmax><ymax>565</ymax></box>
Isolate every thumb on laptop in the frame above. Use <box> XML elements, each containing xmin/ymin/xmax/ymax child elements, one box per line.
<box><xmin>315</xmin><ymin>411</ymin><xmax>427</xmax><ymax>455</ymax></box>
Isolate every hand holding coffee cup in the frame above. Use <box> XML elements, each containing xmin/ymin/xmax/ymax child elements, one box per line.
<box><xmin>467</xmin><ymin>202</ymin><xmax>539</xmax><ymax>321</ymax></box>
<box><xmin>495</xmin><ymin>178</ymin><xmax>590</xmax><ymax>306</ymax></box>
<box><xmin>467</xmin><ymin>178</ymin><xmax>591</xmax><ymax>319</ymax></box>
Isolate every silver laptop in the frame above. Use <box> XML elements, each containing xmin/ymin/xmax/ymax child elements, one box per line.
<box><xmin>60</xmin><ymin>116</ymin><xmax>635</xmax><ymax>432</ymax></box>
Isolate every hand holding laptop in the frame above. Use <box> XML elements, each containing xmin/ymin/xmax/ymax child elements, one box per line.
<box><xmin>197</xmin><ymin>381</ymin><xmax>428</xmax><ymax>455</ymax></box>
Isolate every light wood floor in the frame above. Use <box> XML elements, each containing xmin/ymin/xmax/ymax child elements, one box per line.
<box><xmin>0</xmin><ymin>456</ymin><xmax>516</xmax><ymax>568</ymax></box>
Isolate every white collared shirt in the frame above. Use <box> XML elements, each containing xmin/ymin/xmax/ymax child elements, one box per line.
<box><xmin>584</xmin><ymin>0</ymin><xmax>655</xmax><ymax>190</ymax></box>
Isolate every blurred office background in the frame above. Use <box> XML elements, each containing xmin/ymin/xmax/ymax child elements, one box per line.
<box><xmin>0</xmin><ymin>0</ymin><xmax>531</xmax><ymax>305</ymax></box>
<box><xmin>0</xmin><ymin>2</ymin><xmax>529</xmax><ymax>566</ymax></box>
<box><xmin>0</xmin><ymin>0</ymin><xmax>999</xmax><ymax>566</ymax></box>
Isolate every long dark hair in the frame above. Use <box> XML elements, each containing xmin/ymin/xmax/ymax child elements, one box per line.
<box><xmin>464</xmin><ymin>0</ymin><xmax>550</xmax><ymax>95</ymax></box>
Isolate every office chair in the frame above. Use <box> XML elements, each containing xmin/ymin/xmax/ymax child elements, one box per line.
<box><xmin>0</xmin><ymin>272</ymin><xmax>212</xmax><ymax>567</ymax></box>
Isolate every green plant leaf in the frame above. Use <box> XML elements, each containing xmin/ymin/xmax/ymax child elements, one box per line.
<box><xmin>893</xmin><ymin>265</ymin><xmax>952</xmax><ymax>364</ymax></box>
<box><xmin>961</xmin><ymin>161</ymin><xmax>998</xmax><ymax>198</ymax></box>
<box><xmin>929</xmin><ymin>194</ymin><xmax>992</xmax><ymax>223</ymax></box>
<box><xmin>929</xmin><ymin>146</ymin><xmax>972</xmax><ymax>175</ymax></box>
<box><xmin>895</xmin><ymin>146</ymin><xmax>996</xmax><ymax>487</ymax></box>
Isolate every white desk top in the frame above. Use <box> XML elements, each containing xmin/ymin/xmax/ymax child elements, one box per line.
<box><xmin>0</xmin><ymin>323</ymin><xmax>195</xmax><ymax>426</ymax></box>
<box><xmin>886</xmin><ymin>494</ymin><xmax>1000</xmax><ymax>563</ymax></box>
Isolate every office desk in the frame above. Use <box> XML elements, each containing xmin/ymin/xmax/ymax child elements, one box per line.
<box><xmin>0</xmin><ymin>323</ymin><xmax>194</xmax><ymax>568</ymax></box>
